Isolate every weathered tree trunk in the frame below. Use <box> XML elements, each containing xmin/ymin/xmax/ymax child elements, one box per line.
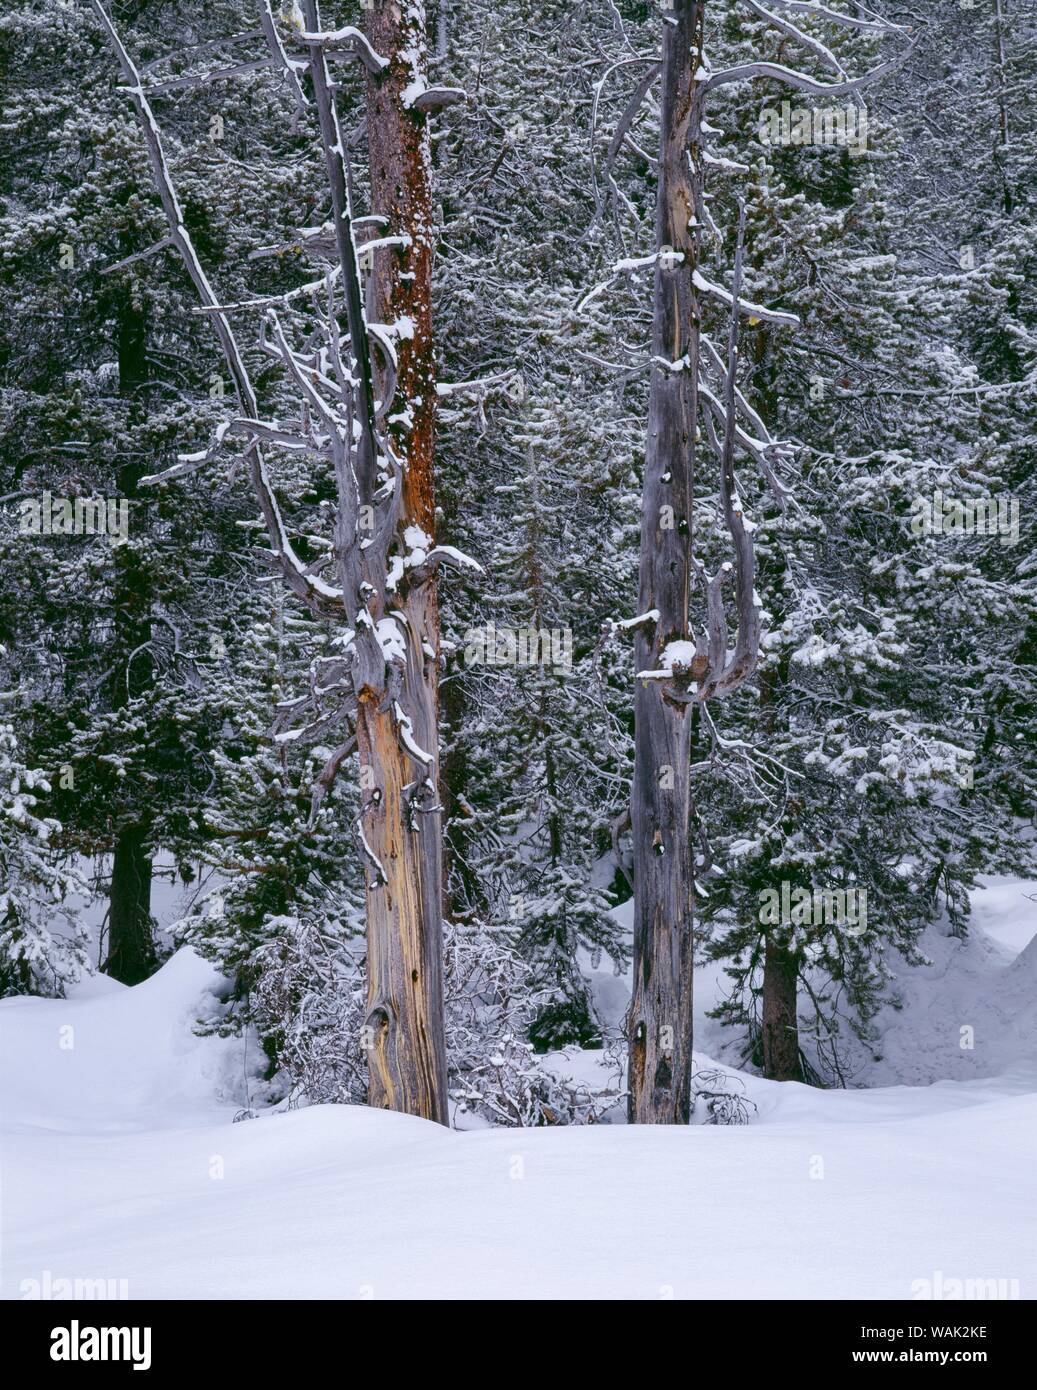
<box><xmin>761</xmin><ymin>933</ymin><xmax>803</xmax><ymax>1081</ymax></box>
<box><xmin>628</xmin><ymin>0</ymin><xmax>706</xmax><ymax>1125</ymax></box>
<box><xmin>359</xmin><ymin>0</ymin><xmax>448</xmax><ymax>1123</ymax></box>
<box><xmin>94</xmin><ymin>0</ymin><xmax>451</xmax><ymax>1116</ymax></box>
<box><xmin>106</xmin><ymin>283</ymin><xmax>155</xmax><ymax>984</ymax></box>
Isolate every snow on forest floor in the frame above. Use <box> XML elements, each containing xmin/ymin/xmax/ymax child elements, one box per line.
<box><xmin>1</xmin><ymin>880</ymin><xmax>1035</xmax><ymax>1299</ymax></box>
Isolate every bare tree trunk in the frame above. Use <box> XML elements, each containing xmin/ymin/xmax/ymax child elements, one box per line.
<box><xmin>92</xmin><ymin>0</ymin><xmax>451</xmax><ymax>1119</ymax></box>
<box><xmin>628</xmin><ymin>0</ymin><xmax>706</xmax><ymax>1125</ymax></box>
<box><xmin>761</xmin><ymin>933</ymin><xmax>803</xmax><ymax>1082</ymax></box>
<box><xmin>358</xmin><ymin>0</ymin><xmax>448</xmax><ymax>1123</ymax></box>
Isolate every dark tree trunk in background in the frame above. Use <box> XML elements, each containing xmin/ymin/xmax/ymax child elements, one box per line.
<box><xmin>758</xmin><ymin>635</ymin><xmax>799</xmax><ymax>1080</ymax></box>
<box><xmin>628</xmin><ymin>0</ymin><xmax>705</xmax><ymax>1125</ymax></box>
<box><xmin>439</xmin><ymin>669</ymin><xmax>483</xmax><ymax>916</ymax></box>
<box><xmin>107</xmin><ymin>822</ymin><xmax>155</xmax><ymax>984</ymax></box>
<box><xmin>761</xmin><ymin>933</ymin><xmax>803</xmax><ymax>1082</ymax></box>
<box><xmin>105</xmin><ymin>279</ymin><xmax>155</xmax><ymax>984</ymax></box>
<box><xmin>993</xmin><ymin>0</ymin><xmax>1013</xmax><ymax>215</ymax></box>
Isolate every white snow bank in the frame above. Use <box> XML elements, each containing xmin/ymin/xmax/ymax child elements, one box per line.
<box><xmin>0</xmin><ymin>948</ymin><xmax>242</xmax><ymax>1132</ymax></box>
<box><xmin>971</xmin><ymin>874</ymin><xmax>1037</xmax><ymax>957</ymax></box>
<box><xmin>2</xmin><ymin>932</ymin><xmax>1036</xmax><ymax>1298</ymax></box>
<box><xmin>3</xmin><ymin>1070</ymin><xmax>1034</xmax><ymax>1299</ymax></box>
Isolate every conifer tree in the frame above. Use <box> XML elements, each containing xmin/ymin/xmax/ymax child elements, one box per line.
<box><xmin>0</xmin><ymin>716</ymin><xmax>88</xmax><ymax>997</ymax></box>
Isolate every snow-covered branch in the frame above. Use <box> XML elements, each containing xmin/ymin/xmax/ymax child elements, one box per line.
<box><xmin>295</xmin><ymin>25</ymin><xmax>389</xmax><ymax>74</ymax></box>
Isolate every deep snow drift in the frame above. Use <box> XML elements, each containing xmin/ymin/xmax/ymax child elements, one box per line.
<box><xmin>1</xmin><ymin>880</ymin><xmax>1035</xmax><ymax>1299</ymax></box>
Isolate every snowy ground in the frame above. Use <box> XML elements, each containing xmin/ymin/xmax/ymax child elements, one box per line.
<box><xmin>2</xmin><ymin>880</ymin><xmax>1035</xmax><ymax>1300</ymax></box>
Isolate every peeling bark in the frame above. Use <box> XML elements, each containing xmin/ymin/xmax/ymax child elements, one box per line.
<box><xmin>360</xmin><ymin>0</ymin><xmax>448</xmax><ymax>1123</ymax></box>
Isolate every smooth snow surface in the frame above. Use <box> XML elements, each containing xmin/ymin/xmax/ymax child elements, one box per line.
<box><xmin>1</xmin><ymin>884</ymin><xmax>1034</xmax><ymax>1300</ymax></box>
